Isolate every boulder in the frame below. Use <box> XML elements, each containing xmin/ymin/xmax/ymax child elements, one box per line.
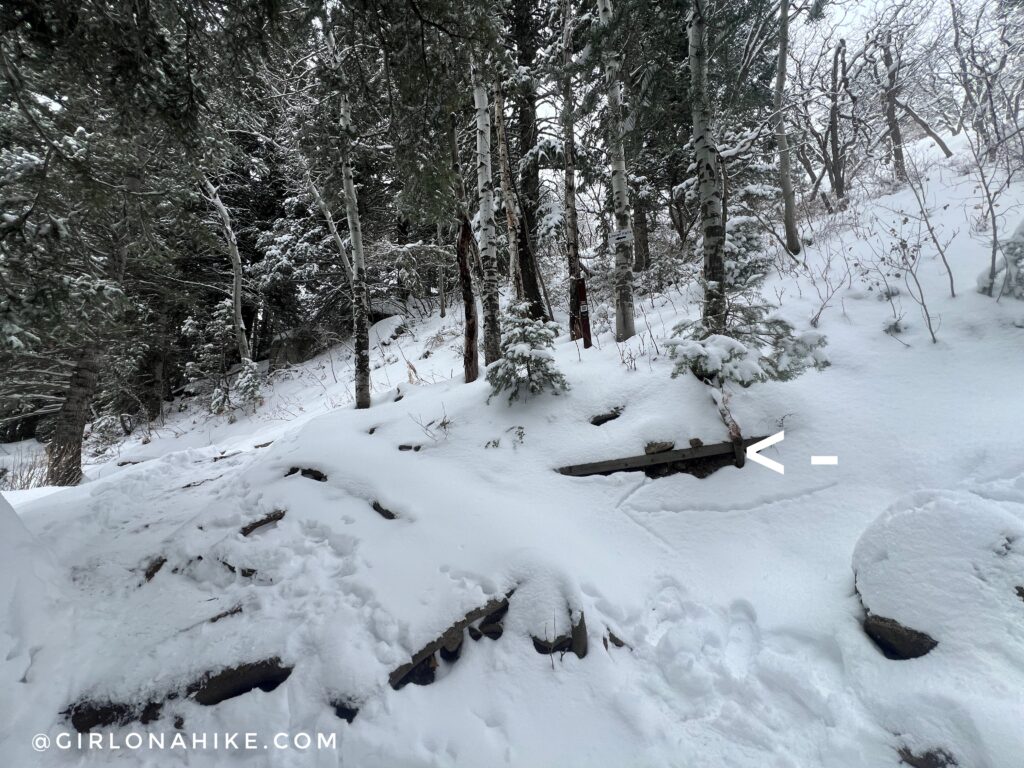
<box><xmin>898</xmin><ymin>747</ymin><xmax>957</xmax><ymax>768</ymax></box>
<box><xmin>853</xmin><ymin>490</ymin><xmax>1024</xmax><ymax>659</ymax></box>
<box><xmin>532</xmin><ymin>610</ymin><xmax>587</xmax><ymax>659</ymax></box>
<box><xmin>862</xmin><ymin>613</ymin><xmax>937</xmax><ymax>660</ymax></box>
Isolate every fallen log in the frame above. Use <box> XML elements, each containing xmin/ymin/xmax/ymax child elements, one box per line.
<box><xmin>240</xmin><ymin>509</ymin><xmax>286</xmax><ymax>537</ymax></box>
<box><xmin>556</xmin><ymin>436</ymin><xmax>767</xmax><ymax>477</ymax></box>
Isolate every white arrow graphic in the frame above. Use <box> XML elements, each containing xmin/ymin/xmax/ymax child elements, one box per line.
<box><xmin>746</xmin><ymin>431</ymin><xmax>785</xmax><ymax>475</ymax></box>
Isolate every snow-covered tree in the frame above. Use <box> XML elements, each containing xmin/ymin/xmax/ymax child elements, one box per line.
<box><xmin>487</xmin><ymin>303</ymin><xmax>568</xmax><ymax>403</ymax></box>
<box><xmin>472</xmin><ymin>64</ymin><xmax>502</xmax><ymax>365</ymax></box>
<box><xmin>595</xmin><ymin>0</ymin><xmax>636</xmax><ymax>342</ymax></box>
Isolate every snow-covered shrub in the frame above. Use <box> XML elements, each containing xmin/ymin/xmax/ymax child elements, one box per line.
<box><xmin>671</xmin><ymin>154</ymin><xmax>831</xmax><ymax>385</ymax></box>
<box><xmin>670</xmin><ymin>216</ymin><xmax>829</xmax><ymax>387</ymax></box>
<box><xmin>670</xmin><ymin>313</ymin><xmax>828</xmax><ymax>388</ymax></box>
<box><xmin>591</xmin><ymin>301</ymin><xmax>613</xmax><ymax>337</ymax></box>
<box><xmin>208</xmin><ymin>361</ymin><xmax>262</xmax><ymax>417</ymax></box>
<box><xmin>668</xmin><ymin>335</ymin><xmax>766</xmax><ymax>386</ymax></box>
<box><xmin>0</xmin><ymin>447</ymin><xmax>46</xmax><ymax>491</ymax></box>
<box><xmin>234</xmin><ymin>359</ymin><xmax>263</xmax><ymax>412</ymax></box>
<box><xmin>85</xmin><ymin>414</ymin><xmax>130</xmax><ymax>455</ymax></box>
<box><xmin>487</xmin><ymin>302</ymin><xmax>569</xmax><ymax>403</ymax></box>
<box><xmin>767</xmin><ymin>329</ymin><xmax>830</xmax><ymax>381</ymax></box>
<box><xmin>209</xmin><ymin>386</ymin><xmax>230</xmax><ymax>416</ymax></box>
<box><xmin>182</xmin><ymin>299</ymin><xmax>235</xmax><ymax>391</ymax></box>
<box><xmin>181</xmin><ymin>300</ymin><xmax>261</xmax><ymax>415</ymax></box>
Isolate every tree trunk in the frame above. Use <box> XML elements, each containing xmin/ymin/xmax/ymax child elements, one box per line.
<box><xmin>512</xmin><ymin>0</ymin><xmax>540</xmax><ymax>256</ymax></box>
<box><xmin>493</xmin><ymin>85</ymin><xmax>523</xmax><ymax>301</ymax></box>
<box><xmin>561</xmin><ymin>0</ymin><xmax>587</xmax><ymax>342</ymax></box>
<box><xmin>436</xmin><ymin>223</ymin><xmax>447</xmax><ymax>318</ymax></box>
<box><xmin>306</xmin><ymin>170</ymin><xmax>354</xmax><ymax>285</ymax></box>
<box><xmin>880</xmin><ymin>34</ymin><xmax>907</xmax><ymax>183</ymax></box>
<box><xmin>774</xmin><ymin>0</ymin><xmax>801</xmax><ymax>255</ymax></box>
<box><xmin>516</xmin><ymin>213</ymin><xmax>547</xmax><ymax>320</ymax></box>
<box><xmin>632</xmin><ymin>198</ymin><xmax>650</xmax><ymax>272</ymax></box>
<box><xmin>510</xmin><ymin>0</ymin><xmax>547</xmax><ymax>319</ymax></box>
<box><xmin>596</xmin><ymin>0</ymin><xmax>636</xmax><ymax>342</ymax></box>
<box><xmin>46</xmin><ymin>344</ymin><xmax>101</xmax><ymax>486</ymax></box>
<box><xmin>324</xmin><ymin>24</ymin><xmax>370</xmax><ymax>408</ymax></box>
<box><xmin>203</xmin><ymin>178</ymin><xmax>251</xmax><ymax>362</ymax></box>
<box><xmin>45</xmin><ymin>234</ymin><xmax>129</xmax><ymax>486</ymax></box>
<box><xmin>948</xmin><ymin>0</ymin><xmax>987</xmax><ymax>146</ymax></box>
<box><xmin>339</xmin><ymin>100</ymin><xmax>371</xmax><ymax>409</ymax></box>
<box><xmin>473</xmin><ymin>70</ymin><xmax>501</xmax><ymax>366</ymax></box>
<box><xmin>827</xmin><ymin>41</ymin><xmax>847</xmax><ymax>201</ymax></box>
<box><xmin>895</xmin><ymin>98</ymin><xmax>954</xmax><ymax>158</ymax></box>
<box><xmin>688</xmin><ymin>2</ymin><xmax>728</xmax><ymax>336</ymax></box>
<box><xmin>456</xmin><ymin>218</ymin><xmax>480</xmax><ymax>383</ymax></box>
<box><xmin>667</xmin><ymin>165</ymin><xmax>695</xmax><ymax>248</ymax></box>
<box><xmin>451</xmin><ymin>113</ymin><xmax>480</xmax><ymax>383</ymax></box>
<box><xmin>144</xmin><ymin>352</ymin><xmax>165</xmax><ymax>420</ymax></box>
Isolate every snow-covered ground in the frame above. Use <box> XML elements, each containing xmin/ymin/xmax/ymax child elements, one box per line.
<box><xmin>3</xmin><ymin>147</ymin><xmax>1024</xmax><ymax>767</ymax></box>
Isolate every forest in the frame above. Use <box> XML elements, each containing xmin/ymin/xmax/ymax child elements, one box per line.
<box><xmin>2</xmin><ymin>0</ymin><xmax>1024</xmax><ymax>766</ymax></box>
<box><xmin>1</xmin><ymin>0</ymin><xmax>1017</xmax><ymax>485</ymax></box>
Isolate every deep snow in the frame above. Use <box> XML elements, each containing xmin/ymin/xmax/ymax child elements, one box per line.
<box><xmin>3</xmin><ymin>143</ymin><xmax>1024</xmax><ymax>767</ymax></box>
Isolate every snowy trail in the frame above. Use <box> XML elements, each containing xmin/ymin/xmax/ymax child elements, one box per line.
<box><xmin>4</xmin><ymin>160</ymin><xmax>1024</xmax><ymax>767</ymax></box>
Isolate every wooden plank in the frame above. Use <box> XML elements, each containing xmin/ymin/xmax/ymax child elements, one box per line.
<box><xmin>556</xmin><ymin>436</ymin><xmax>767</xmax><ymax>477</ymax></box>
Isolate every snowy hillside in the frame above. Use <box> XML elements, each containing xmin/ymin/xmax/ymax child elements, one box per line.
<box><xmin>4</xmin><ymin>152</ymin><xmax>1024</xmax><ymax>768</ymax></box>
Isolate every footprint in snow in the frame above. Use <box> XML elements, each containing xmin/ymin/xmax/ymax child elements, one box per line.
<box><xmin>724</xmin><ymin>599</ymin><xmax>761</xmax><ymax>681</ymax></box>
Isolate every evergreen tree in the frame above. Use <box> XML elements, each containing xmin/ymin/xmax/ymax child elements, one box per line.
<box><xmin>487</xmin><ymin>302</ymin><xmax>568</xmax><ymax>403</ymax></box>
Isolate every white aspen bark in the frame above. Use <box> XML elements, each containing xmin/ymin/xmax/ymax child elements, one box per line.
<box><xmin>493</xmin><ymin>85</ymin><xmax>523</xmax><ymax>300</ymax></box>
<box><xmin>687</xmin><ymin>2</ymin><xmax>728</xmax><ymax>336</ymax></box>
<box><xmin>339</xmin><ymin>91</ymin><xmax>371</xmax><ymax>410</ymax></box>
<box><xmin>596</xmin><ymin>0</ymin><xmax>636</xmax><ymax>341</ymax></box>
<box><xmin>324</xmin><ymin>24</ymin><xmax>370</xmax><ymax>409</ymax></box>
<box><xmin>203</xmin><ymin>178</ymin><xmax>251</xmax><ymax>362</ymax></box>
<box><xmin>305</xmin><ymin>169</ymin><xmax>354</xmax><ymax>285</ymax></box>
<box><xmin>774</xmin><ymin>0</ymin><xmax>801</xmax><ymax>256</ymax></box>
<box><xmin>473</xmin><ymin>68</ymin><xmax>501</xmax><ymax>366</ymax></box>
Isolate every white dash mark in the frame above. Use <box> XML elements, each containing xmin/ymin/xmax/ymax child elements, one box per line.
<box><xmin>811</xmin><ymin>456</ymin><xmax>838</xmax><ymax>466</ymax></box>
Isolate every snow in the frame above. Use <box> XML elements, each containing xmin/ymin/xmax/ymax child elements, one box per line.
<box><xmin>667</xmin><ymin>334</ymin><xmax>768</xmax><ymax>385</ymax></box>
<box><xmin>3</xmin><ymin>144</ymin><xmax>1024</xmax><ymax>766</ymax></box>
<box><xmin>852</xmin><ymin>487</ymin><xmax>1024</xmax><ymax>765</ymax></box>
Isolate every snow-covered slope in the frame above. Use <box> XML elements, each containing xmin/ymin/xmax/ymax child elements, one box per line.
<box><xmin>3</xmin><ymin>150</ymin><xmax>1024</xmax><ymax>767</ymax></box>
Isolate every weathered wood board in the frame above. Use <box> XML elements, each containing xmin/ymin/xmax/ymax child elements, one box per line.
<box><xmin>556</xmin><ymin>436</ymin><xmax>768</xmax><ymax>477</ymax></box>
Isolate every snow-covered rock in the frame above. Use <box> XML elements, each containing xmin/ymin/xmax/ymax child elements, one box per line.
<box><xmin>0</xmin><ymin>494</ymin><xmax>65</xmax><ymax>756</ymax></box>
<box><xmin>853</xmin><ymin>489</ymin><xmax>1024</xmax><ymax>658</ymax></box>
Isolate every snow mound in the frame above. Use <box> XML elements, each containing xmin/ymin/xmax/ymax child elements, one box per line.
<box><xmin>0</xmin><ymin>494</ymin><xmax>66</xmax><ymax>755</ymax></box>
<box><xmin>0</xmin><ymin>494</ymin><xmax>60</xmax><ymax>660</ymax></box>
<box><xmin>853</xmin><ymin>489</ymin><xmax>1024</xmax><ymax>653</ymax></box>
